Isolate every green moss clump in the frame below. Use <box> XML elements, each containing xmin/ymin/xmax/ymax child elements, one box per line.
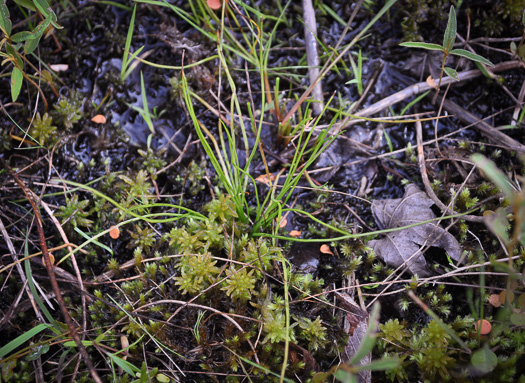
<box><xmin>55</xmin><ymin>194</ymin><xmax>93</xmax><ymax>229</ymax></box>
<box><xmin>30</xmin><ymin>112</ymin><xmax>57</xmax><ymax>146</ymax></box>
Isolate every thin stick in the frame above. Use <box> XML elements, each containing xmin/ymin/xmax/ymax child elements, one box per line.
<box><xmin>302</xmin><ymin>0</ymin><xmax>324</xmax><ymax>115</ymax></box>
<box><xmin>2</xmin><ymin>159</ymin><xmax>103</xmax><ymax>383</ymax></box>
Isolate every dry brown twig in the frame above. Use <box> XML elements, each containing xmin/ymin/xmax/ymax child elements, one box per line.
<box><xmin>1</xmin><ymin>159</ymin><xmax>103</xmax><ymax>383</ymax></box>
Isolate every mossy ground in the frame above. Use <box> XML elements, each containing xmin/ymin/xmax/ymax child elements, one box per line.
<box><xmin>1</xmin><ymin>0</ymin><xmax>525</xmax><ymax>382</ymax></box>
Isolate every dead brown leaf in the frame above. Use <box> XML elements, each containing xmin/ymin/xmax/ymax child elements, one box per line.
<box><xmin>369</xmin><ymin>184</ymin><xmax>462</xmax><ymax>276</ymax></box>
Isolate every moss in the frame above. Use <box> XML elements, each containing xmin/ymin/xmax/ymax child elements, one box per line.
<box><xmin>221</xmin><ymin>265</ymin><xmax>257</xmax><ymax>302</ymax></box>
<box><xmin>30</xmin><ymin>112</ymin><xmax>57</xmax><ymax>146</ymax></box>
<box><xmin>53</xmin><ymin>92</ymin><xmax>83</xmax><ymax>129</ymax></box>
<box><xmin>55</xmin><ymin>194</ymin><xmax>93</xmax><ymax>229</ymax></box>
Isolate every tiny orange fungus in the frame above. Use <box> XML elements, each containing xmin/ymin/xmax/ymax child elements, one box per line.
<box><xmin>109</xmin><ymin>225</ymin><xmax>120</xmax><ymax>239</ymax></box>
<box><xmin>91</xmin><ymin>114</ymin><xmax>107</xmax><ymax>124</ymax></box>
<box><xmin>474</xmin><ymin>319</ymin><xmax>492</xmax><ymax>335</ymax></box>
<box><xmin>207</xmin><ymin>0</ymin><xmax>227</xmax><ymax>10</ymax></box>
<box><xmin>289</xmin><ymin>230</ymin><xmax>302</xmax><ymax>238</ymax></box>
<box><xmin>277</xmin><ymin>217</ymin><xmax>287</xmax><ymax>228</ymax></box>
<box><xmin>320</xmin><ymin>244</ymin><xmax>333</xmax><ymax>255</ymax></box>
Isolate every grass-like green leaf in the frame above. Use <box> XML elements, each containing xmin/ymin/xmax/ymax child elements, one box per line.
<box><xmin>0</xmin><ymin>323</ymin><xmax>52</xmax><ymax>358</ymax></box>
<box><xmin>449</xmin><ymin>49</ymin><xmax>494</xmax><ymax>66</ymax></box>
<box><xmin>120</xmin><ymin>4</ymin><xmax>137</xmax><ymax>81</ymax></box>
<box><xmin>443</xmin><ymin>66</ymin><xmax>459</xmax><ymax>80</ymax></box>
<box><xmin>443</xmin><ymin>6</ymin><xmax>456</xmax><ymax>51</ymax></box>
<box><xmin>399</xmin><ymin>42</ymin><xmax>444</xmax><ymax>51</ymax></box>
<box><xmin>11</xmin><ymin>67</ymin><xmax>23</xmax><ymax>102</ymax></box>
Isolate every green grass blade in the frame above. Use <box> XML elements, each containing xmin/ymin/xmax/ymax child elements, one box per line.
<box><xmin>0</xmin><ymin>323</ymin><xmax>52</xmax><ymax>358</ymax></box>
<box><xmin>74</xmin><ymin>227</ymin><xmax>113</xmax><ymax>256</ymax></box>
<box><xmin>120</xmin><ymin>4</ymin><xmax>136</xmax><ymax>81</ymax></box>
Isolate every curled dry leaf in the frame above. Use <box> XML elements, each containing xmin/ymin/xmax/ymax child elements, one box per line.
<box><xmin>91</xmin><ymin>114</ymin><xmax>107</xmax><ymax>124</ymax></box>
<box><xmin>289</xmin><ymin>230</ymin><xmax>302</xmax><ymax>238</ymax></box>
<box><xmin>426</xmin><ymin>75</ymin><xmax>437</xmax><ymax>89</ymax></box>
<box><xmin>320</xmin><ymin>244</ymin><xmax>333</xmax><ymax>255</ymax></box>
<box><xmin>109</xmin><ymin>225</ymin><xmax>120</xmax><ymax>239</ymax></box>
<box><xmin>369</xmin><ymin>184</ymin><xmax>462</xmax><ymax>276</ymax></box>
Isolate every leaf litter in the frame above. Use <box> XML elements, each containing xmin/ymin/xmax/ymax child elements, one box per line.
<box><xmin>369</xmin><ymin>184</ymin><xmax>462</xmax><ymax>276</ymax></box>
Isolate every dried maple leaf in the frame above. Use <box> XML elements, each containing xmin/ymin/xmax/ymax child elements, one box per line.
<box><xmin>369</xmin><ymin>184</ymin><xmax>462</xmax><ymax>276</ymax></box>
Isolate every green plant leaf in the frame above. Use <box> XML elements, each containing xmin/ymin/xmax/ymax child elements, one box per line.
<box><xmin>471</xmin><ymin>346</ymin><xmax>497</xmax><ymax>374</ymax></box>
<box><xmin>443</xmin><ymin>66</ymin><xmax>459</xmax><ymax>80</ymax></box>
<box><xmin>0</xmin><ymin>323</ymin><xmax>52</xmax><ymax>358</ymax></box>
<box><xmin>399</xmin><ymin>42</ymin><xmax>444</xmax><ymax>51</ymax></box>
<box><xmin>32</xmin><ymin>0</ymin><xmax>62</xmax><ymax>29</ymax></box>
<box><xmin>510</xmin><ymin>312</ymin><xmax>525</xmax><ymax>326</ymax></box>
<box><xmin>1</xmin><ymin>359</ymin><xmax>16</xmax><ymax>381</ymax></box>
<box><xmin>13</xmin><ymin>0</ymin><xmax>36</xmax><ymax>11</ymax></box>
<box><xmin>33</xmin><ymin>0</ymin><xmax>51</xmax><ymax>18</ymax></box>
<box><xmin>11</xmin><ymin>66</ymin><xmax>23</xmax><ymax>102</ymax></box>
<box><xmin>334</xmin><ymin>369</ymin><xmax>358</xmax><ymax>383</ymax></box>
<box><xmin>108</xmin><ymin>352</ymin><xmax>140</xmax><ymax>376</ymax></box>
<box><xmin>449</xmin><ymin>49</ymin><xmax>494</xmax><ymax>66</ymax></box>
<box><xmin>355</xmin><ymin>356</ymin><xmax>400</xmax><ymax>372</ymax></box>
<box><xmin>443</xmin><ymin>6</ymin><xmax>456</xmax><ymax>51</ymax></box>
<box><xmin>0</xmin><ymin>0</ymin><xmax>11</xmax><ymax>36</ymax></box>
<box><xmin>11</xmin><ymin>31</ymin><xmax>34</xmax><ymax>42</ymax></box>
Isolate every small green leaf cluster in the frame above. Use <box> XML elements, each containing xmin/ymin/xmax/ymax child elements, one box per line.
<box><xmin>294</xmin><ymin>315</ymin><xmax>328</xmax><ymax>352</ymax></box>
<box><xmin>400</xmin><ymin>5</ymin><xmax>494</xmax><ymax>84</ymax></box>
<box><xmin>0</xmin><ymin>0</ymin><xmax>62</xmax><ymax>102</ymax></box>
<box><xmin>128</xmin><ymin>224</ymin><xmax>157</xmax><ymax>253</ymax></box>
<box><xmin>137</xmin><ymin>148</ymin><xmax>166</xmax><ymax>181</ymax></box>
<box><xmin>117</xmin><ymin>170</ymin><xmax>153</xmax><ymax>218</ymax></box>
<box><xmin>221</xmin><ymin>265</ymin><xmax>257</xmax><ymax>302</ymax></box>
<box><xmin>52</xmin><ymin>93</ymin><xmax>83</xmax><ymax>129</ymax></box>
<box><xmin>55</xmin><ymin>193</ymin><xmax>93</xmax><ymax>229</ymax></box>
<box><xmin>30</xmin><ymin>112</ymin><xmax>57</xmax><ymax>146</ymax></box>
<box><xmin>175</xmin><ymin>252</ymin><xmax>220</xmax><ymax>295</ymax></box>
<box><xmin>379</xmin><ymin>318</ymin><xmax>459</xmax><ymax>381</ymax></box>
